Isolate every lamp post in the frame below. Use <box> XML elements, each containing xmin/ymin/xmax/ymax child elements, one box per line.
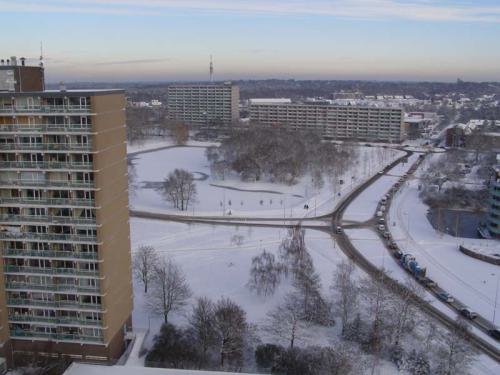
<box><xmin>493</xmin><ymin>273</ymin><xmax>500</xmax><ymax>325</ymax></box>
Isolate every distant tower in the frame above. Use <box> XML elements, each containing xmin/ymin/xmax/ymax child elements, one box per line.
<box><xmin>39</xmin><ymin>41</ymin><xmax>44</xmax><ymax>67</ymax></box>
<box><xmin>209</xmin><ymin>55</ymin><xmax>214</xmax><ymax>82</ymax></box>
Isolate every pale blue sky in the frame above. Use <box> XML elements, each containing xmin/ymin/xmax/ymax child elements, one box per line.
<box><xmin>1</xmin><ymin>0</ymin><xmax>499</xmax><ymax>82</ymax></box>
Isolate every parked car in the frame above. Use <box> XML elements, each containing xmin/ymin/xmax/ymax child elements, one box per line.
<box><xmin>378</xmin><ymin>225</ymin><xmax>386</xmax><ymax>232</ymax></box>
<box><xmin>437</xmin><ymin>292</ymin><xmax>454</xmax><ymax>303</ymax></box>
<box><xmin>378</xmin><ymin>218</ymin><xmax>385</xmax><ymax>224</ymax></box>
<box><xmin>459</xmin><ymin>308</ymin><xmax>478</xmax><ymax>320</ymax></box>
<box><xmin>383</xmin><ymin>231</ymin><xmax>391</xmax><ymax>239</ymax></box>
<box><xmin>376</xmin><ymin>211</ymin><xmax>383</xmax><ymax>217</ymax></box>
<box><xmin>336</xmin><ymin>226</ymin><xmax>342</xmax><ymax>234</ymax></box>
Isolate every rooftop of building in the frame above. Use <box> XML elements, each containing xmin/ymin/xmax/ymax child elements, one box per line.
<box><xmin>0</xmin><ymin>89</ymin><xmax>125</xmax><ymax>98</ymax></box>
<box><xmin>64</xmin><ymin>364</ymin><xmax>257</xmax><ymax>375</ymax></box>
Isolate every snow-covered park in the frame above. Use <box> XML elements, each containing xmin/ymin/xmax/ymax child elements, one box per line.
<box><xmin>128</xmin><ymin>140</ymin><xmax>403</xmax><ymax>218</ymax></box>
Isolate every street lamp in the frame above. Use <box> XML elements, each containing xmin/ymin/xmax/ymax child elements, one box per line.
<box><xmin>493</xmin><ymin>273</ymin><xmax>500</xmax><ymax>325</ymax></box>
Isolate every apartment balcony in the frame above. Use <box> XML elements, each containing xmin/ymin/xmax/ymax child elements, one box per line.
<box><xmin>9</xmin><ymin>315</ymin><xmax>102</xmax><ymax>328</ymax></box>
<box><xmin>7</xmin><ymin>298</ymin><xmax>103</xmax><ymax>311</ymax></box>
<box><xmin>0</xmin><ymin>197</ymin><xmax>95</xmax><ymax>208</ymax></box>
<box><xmin>0</xmin><ymin>179</ymin><xmax>96</xmax><ymax>190</ymax></box>
<box><xmin>2</xmin><ymin>248</ymin><xmax>98</xmax><ymax>260</ymax></box>
<box><xmin>0</xmin><ymin>105</ymin><xmax>92</xmax><ymax>115</ymax></box>
<box><xmin>0</xmin><ymin>124</ymin><xmax>93</xmax><ymax>134</ymax></box>
<box><xmin>10</xmin><ymin>330</ymin><xmax>103</xmax><ymax>344</ymax></box>
<box><xmin>0</xmin><ymin>161</ymin><xmax>93</xmax><ymax>171</ymax></box>
<box><xmin>0</xmin><ymin>214</ymin><xmax>97</xmax><ymax>227</ymax></box>
<box><xmin>0</xmin><ymin>232</ymin><xmax>98</xmax><ymax>244</ymax></box>
<box><xmin>5</xmin><ymin>282</ymin><xmax>100</xmax><ymax>294</ymax></box>
<box><xmin>3</xmin><ymin>265</ymin><xmax>99</xmax><ymax>278</ymax></box>
<box><xmin>0</xmin><ymin>143</ymin><xmax>92</xmax><ymax>152</ymax></box>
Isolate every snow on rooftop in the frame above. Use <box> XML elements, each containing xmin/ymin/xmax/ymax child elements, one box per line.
<box><xmin>249</xmin><ymin>98</ymin><xmax>291</xmax><ymax>104</ymax></box>
<box><xmin>64</xmin><ymin>364</ymin><xmax>258</xmax><ymax>375</ymax></box>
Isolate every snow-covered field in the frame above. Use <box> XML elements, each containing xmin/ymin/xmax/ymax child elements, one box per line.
<box><xmin>130</xmin><ymin>218</ymin><xmax>340</xmax><ymax>329</ymax></box>
<box><xmin>129</xmin><ymin>143</ymin><xmax>403</xmax><ymax>218</ymax></box>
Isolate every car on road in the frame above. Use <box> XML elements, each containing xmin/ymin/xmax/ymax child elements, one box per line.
<box><xmin>437</xmin><ymin>292</ymin><xmax>454</xmax><ymax>303</ymax></box>
<box><xmin>418</xmin><ymin>277</ymin><xmax>437</xmax><ymax>288</ymax></box>
<box><xmin>378</xmin><ymin>171</ymin><xmax>384</xmax><ymax>175</ymax></box>
<box><xmin>459</xmin><ymin>308</ymin><xmax>478</xmax><ymax>320</ymax></box>
<box><xmin>488</xmin><ymin>328</ymin><xmax>500</xmax><ymax>341</ymax></box>
<box><xmin>388</xmin><ymin>241</ymin><xmax>398</xmax><ymax>249</ymax></box>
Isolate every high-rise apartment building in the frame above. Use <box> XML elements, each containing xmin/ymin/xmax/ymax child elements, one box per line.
<box><xmin>249</xmin><ymin>102</ymin><xmax>404</xmax><ymax>143</ymax></box>
<box><xmin>167</xmin><ymin>83</ymin><xmax>240</xmax><ymax>126</ymax></box>
<box><xmin>0</xmin><ymin>59</ymin><xmax>132</xmax><ymax>365</ymax></box>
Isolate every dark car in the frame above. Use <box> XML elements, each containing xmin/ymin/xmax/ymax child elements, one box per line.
<box><xmin>488</xmin><ymin>329</ymin><xmax>500</xmax><ymax>341</ymax></box>
<box><xmin>459</xmin><ymin>308</ymin><xmax>478</xmax><ymax>320</ymax></box>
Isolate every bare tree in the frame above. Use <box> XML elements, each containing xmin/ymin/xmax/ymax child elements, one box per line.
<box><xmin>133</xmin><ymin>245</ymin><xmax>159</xmax><ymax>293</ymax></box>
<box><xmin>390</xmin><ymin>277</ymin><xmax>425</xmax><ymax>346</ymax></box>
<box><xmin>148</xmin><ymin>258</ymin><xmax>192</xmax><ymax>324</ymax></box>
<box><xmin>213</xmin><ymin>298</ymin><xmax>248</xmax><ymax>369</ymax></box>
<box><xmin>435</xmin><ymin>317</ymin><xmax>477</xmax><ymax>375</ymax></box>
<box><xmin>161</xmin><ymin>169</ymin><xmax>197</xmax><ymax>211</ymax></box>
<box><xmin>264</xmin><ymin>293</ymin><xmax>310</xmax><ymax>348</ymax></box>
<box><xmin>247</xmin><ymin>250</ymin><xmax>287</xmax><ymax>296</ymax></box>
<box><xmin>189</xmin><ymin>297</ymin><xmax>217</xmax><ymax>368</ymax></box>
<box><xmin>331</xmin><ymin>260</ymin><xmax>359</xmax><ymax>335</ymax></box>
<box><xmin>172</xmin><ymin>122</ymin><xmax>189</xmax><ymax>145</ymax></box>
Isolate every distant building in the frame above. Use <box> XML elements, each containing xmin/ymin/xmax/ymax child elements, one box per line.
<box><xmin>404</xmin><ymin>112</ymin><xmax>439</xmax><ymax>139</ymax></box>
<box><xmin>0</xmin><ymin>57</ymin><xmax>132</xmax><ymax>365</ymax></box>
<box><xmin>249</xmin><ymin>102</ymin><xmax>404</xmax><ymax>143</ymax></box>
<box><xmin>167</xmin><ymin>83</ymin><xmax>240</xmax><ymax>126</ymax></box>
<box><xmin>487</xmin><ymin>162</ymin><xmax>500</xmax><ymax>239</ymax></box>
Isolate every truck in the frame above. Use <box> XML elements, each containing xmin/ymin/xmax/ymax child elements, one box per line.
<box><xmin>401</xmin><ymin>254</ymin><xmax>427</xmax><ymax>278</ymax></box>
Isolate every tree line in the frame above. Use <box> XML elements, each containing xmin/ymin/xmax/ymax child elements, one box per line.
<box><xmin>205</xmin><ymin>128</ymin><xmax>358</xmax><ymax>185</ymax></box>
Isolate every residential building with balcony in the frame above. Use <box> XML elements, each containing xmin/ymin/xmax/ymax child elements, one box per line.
<box><xmin>249</xmin><ymin>101</ymin><xmax>405</xmax><ymax>143</ymax></box>
<box><xmin>487</xmin><ymin>163</ymin><xmax>500</xmax><ymax>239</ymax></box>
<box><xmin>0</xmin><ymin>61</ymin><xmax>132</xmax><ymax>365</ymax></box>
<box><xmin>167</xmin><ymin>83</ymin><xmax>240</xmax><ymax>126</ymax></box>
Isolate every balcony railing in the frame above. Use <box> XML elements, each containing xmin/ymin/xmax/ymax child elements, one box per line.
<box><xmin>2</xmin><ymin>248</ymin><xmax>98</xmax><ymax>260</ymax></box>
<box><xmin>0</xmin><ymin>161</ymin><xmax>93</xmax><ymax>171</ymax></box>
<box><xmin>0</xmin><ymin>232</ymin><xmax>98</xmax><ymax>244</ymax></box>
<box><xmin>0</xmin><ymin>105</ymin><xmax>92</xmax><ymax>114</ymax></box>
<box><xmin>0</xmin><ymin>124</ymin><xmax>93</xmax><ymax>134</ymax></box>
<box><xmin>0</xmin><ymin>214</ymin><xmax>97</xmax><ymax>226</ymax></box>
<box><xmin>0</xmin><ymin>143</ymin><xmax>92</xmax><ymax>151</ymax></box>
<box><xmin>9</xmin><ymin>314</ymin><xmax>103</xmax><ymax>327</ymax></box>
<box><xmin>5</xmin><ymin>282</ymin><xmax>100</xmax><ymax>294</ymax></box>
<box><xmin>0</xmin><ymin>179</ymin><xmax>95</xmax><ymax>189</ymax></box>
<box><xmin>3</xmin><ymin>265</ymin><xmax>99</xmax><ymax>277</ymax></box>
<box><xmin>7</xmin><ymin>298</ymin><xmax>103</xmax><ymax>311</ymax></box>
<box><xmin>10</xmin><ymin>330</ymin><xmax>103</xmax><ymax>343</ymax></box>
<box><xmin>0</xmin><ymin>197</ymin><xmax>95</xmax><ymax>207</ymax></box>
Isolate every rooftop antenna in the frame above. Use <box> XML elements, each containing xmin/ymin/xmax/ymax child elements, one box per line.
<box><xmin>209</xmin><ymin>55</ymin><xmax>214</xmax><ymax>82</ymax></box>
<box><xmin>39</xmin><ymin>41</ymin><xmax>44</xmax><ymax>68</ymax></box>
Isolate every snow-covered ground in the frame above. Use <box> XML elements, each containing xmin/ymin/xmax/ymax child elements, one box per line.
<box><xmin>127</xmin><ymin>136</ymin><xmax>219</xmax><ymax>154</ymax></box>
<box><xmin>129</xmin><ymin>144</ymin><xmax>403</xmax><ymax>218</ymax></box>
<box><xmin>343</xmin><ymin>153</ymin><xmax>420</xmax><ymax>222</ymax></box>
<box><xmin>130</xmin><ymin>218</ymin><xmax>340</xmax><ymax>330</ymax></box>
